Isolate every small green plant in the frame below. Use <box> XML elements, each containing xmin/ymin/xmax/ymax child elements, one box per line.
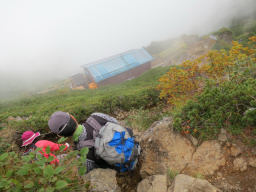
<box><xmin>194</xmin><ymin>173</ymin><xmax>204</xmax><ymax>179</ymax></box>
<box><xmin>167</xmin><ymin>168</ymin><xmax>179</xmax><ymax>180</ymax></box>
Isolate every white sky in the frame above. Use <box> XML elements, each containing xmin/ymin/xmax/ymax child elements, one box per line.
<box><xmin>0</xmin><ymin>0</ymin><xmax>255</xmax><ymax>91</ymax></box>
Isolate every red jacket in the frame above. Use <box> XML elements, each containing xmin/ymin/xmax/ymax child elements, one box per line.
<box><xmin>35</xmin><ymin>140</ymin><xmax>69</xmax><ymax>164</ymax></box>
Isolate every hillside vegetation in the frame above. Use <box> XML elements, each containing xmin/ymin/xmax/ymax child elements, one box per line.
<box><xmin>0</xmin><ymin>67</ymin><xmax>169</xmax><ymax>133</ymax></box>
<box><xmin>158</xmin><ymin>36</ymin><xmax>256</xmax><ymax>142</ymax></box>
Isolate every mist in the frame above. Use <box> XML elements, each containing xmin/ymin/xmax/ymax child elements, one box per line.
<box><xmin>0</xmin><ymin>0</ymin><xmax>255</xmax><ymax>99</ymax></box>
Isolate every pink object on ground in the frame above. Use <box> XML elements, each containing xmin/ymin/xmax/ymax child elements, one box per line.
<box><xmin>21</xmin><ymin>131</ymin><xmax>40</xmax><ymax>147</ymax></box>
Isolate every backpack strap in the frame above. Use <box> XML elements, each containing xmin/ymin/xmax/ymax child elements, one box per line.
<box><xmin>91</xmin><ymin>113</ymin><xmax>118</xmax><ymax>124</ymax></box>
<box><xmin>86</xmin><ymin>116</ymin><xmax>102</xmax><ymax>132</ymax></box>
<box><xmin>77</xmin><ymin>116</ymin><xmax>103</xmax><ymax>149</ymax></box>
<box><xmin>77</xmin><ymin>114</ymin><xmax>118</xmax><ymax>149</ymax></box>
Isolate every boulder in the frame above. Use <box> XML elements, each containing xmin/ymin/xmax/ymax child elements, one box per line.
<box><xmin>168</xmin><ymin>174</ymin><xmax>221</xmax><ymax>192</ymax></box>
<box><xmin>137</xmin><ymin>175</ymin><xmax>167</xmax><ymax>192</ymax></box>
<box><xmin>233</xmin><ymin>157</ymin><xmax>247</xmax><ymax>171</ymax></box>
<box><xmin>83</xmin><ymin>169</ymin><xmax>121</xmax><ymax>192</ymax></box>
<box><xmin>185</xmin><ymin>140</ymin><xmax>226</xmax><ymax>176</ymax></box>
<box><xmin>140</xmin><ymin>118</ymin><xmax>195</xmax><ymax>178</ymax></box>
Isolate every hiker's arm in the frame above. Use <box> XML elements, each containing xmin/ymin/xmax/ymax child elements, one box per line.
<box><xmin>35</xmin><ymin>140</ymin><xmax>69</xmax><ymax>152</ymax></box>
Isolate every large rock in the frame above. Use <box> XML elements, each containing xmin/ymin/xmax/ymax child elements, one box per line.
<box><xmin>137</xmin><ymin>175</ymin><xmax>167</xmax><ymax>192</ymax></box>
<box><xmin>140</xmin><ymin>118</ymin><xmax>195</xmax><ymax>178</ymax></box>
<box><xmin>185</xmin><ymin>140</ymin><xmax>226</xmax><ymax>176</ymax></box>
<box><xmin>83</xmin><ymin>169</ymin><xmax>121</xmax><ymax>192</ymax></box>
<box><xmin>168</xmin><ymin>174</ymin><xmax>221</xmax><ymax>192</ymax></box>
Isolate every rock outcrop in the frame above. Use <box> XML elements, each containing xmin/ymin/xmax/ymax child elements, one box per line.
<box><xmin>137</xmin><ymin>175</ymin><xmax>167</xmax><ymax>192</ymax></box>
<box><xmin>140</xmin><ymin>118</ymin><xmax>195</xmax><ymax>178</ymax></box>
<box><xmin>83</xmin><ymin>169</ymin><xmax>121</xmax><ymax>192</ymax></box>
<box><xmin>184</xmin><ymin>140</ymin><xmax>226</xmax><ymax>176</ymax></box>
<box><xmin>140</xmin><ymin>118</ymin><xmax>226</xmax><ymax>178</ymax></box>
<box><xmin>168</xmin><ymin>174</ymin><xmax>221</xmax><ymax>192</ymax></box>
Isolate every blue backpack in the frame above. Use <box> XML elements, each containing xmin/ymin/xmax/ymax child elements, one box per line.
<box><xmin>81</xmin><ymin>113</ymin><xmax>140</xmax><ymax>172</ymax></box>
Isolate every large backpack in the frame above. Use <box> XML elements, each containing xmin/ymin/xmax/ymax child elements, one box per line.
<box><xmin>80</xmin><ymin>113</ymin><xmax>140</xmax><ymax>172</ymax></box>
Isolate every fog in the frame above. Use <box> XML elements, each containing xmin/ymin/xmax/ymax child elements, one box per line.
<box><xmin>0</xmin><ymin>0</ymin><xmax>255</xmax><ymax>99</ymax></box>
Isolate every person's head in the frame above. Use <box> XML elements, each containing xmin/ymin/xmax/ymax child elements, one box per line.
<box><xmin>48</xmin><ymin>111</ymin><xmax>78</xmax><ymax>137</ymax></box>
<box><xmin>21</xmin><ymin>131</ymin><xmax>40</xmax><ymax>147</ymax></box>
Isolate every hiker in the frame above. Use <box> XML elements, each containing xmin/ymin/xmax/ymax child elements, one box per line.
<box><xmin>21</xmin><ymin>130</ymin><xmax>69</xmax><ymax>164</ymax></box>
<box><xmin>48</xmin><ymin>111</ymin><xmax>140</xmax><ymax>173</ymax></box>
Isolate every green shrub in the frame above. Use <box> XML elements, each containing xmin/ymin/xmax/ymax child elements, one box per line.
<box><xmin>173</xmin><ymin>78</ymin><xmax>256</xmax><ymax>141</ymax></box>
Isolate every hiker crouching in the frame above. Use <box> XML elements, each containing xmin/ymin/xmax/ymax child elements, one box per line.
<box><xmin>48</xmin><ymin>111</ymin><xmax>140</xmax><ymax>173</ymax></box>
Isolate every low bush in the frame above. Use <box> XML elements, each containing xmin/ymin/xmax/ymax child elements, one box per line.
<box><xmin>158</xmin><ymin>37</ymin><xmax>256</xmax><ymax>106</ymax></box>
<box><xmin>173</xmin><ymin>78</ymin><xmax>256</xmax><ymax>141</ymax></box>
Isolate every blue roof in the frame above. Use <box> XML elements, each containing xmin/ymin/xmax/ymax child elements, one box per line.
<box><xmin>82</xmin><ymin>48</ymin><xmax>153</xmax><ymax>83</ymax></box>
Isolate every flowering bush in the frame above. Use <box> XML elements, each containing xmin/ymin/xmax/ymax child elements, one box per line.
<box><xmin>158</xmin><ymin>37</ymin><xmax>256</xmax><ymax>105</ymax></box>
